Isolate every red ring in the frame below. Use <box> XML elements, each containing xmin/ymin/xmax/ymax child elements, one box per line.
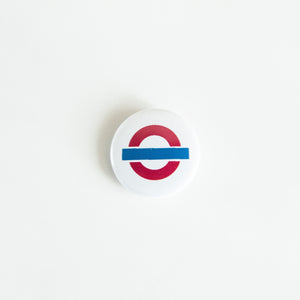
<box><xmin>129</xmin><ymin>125</ymin><xmax>181</xmax><ymax>180</ymax></box>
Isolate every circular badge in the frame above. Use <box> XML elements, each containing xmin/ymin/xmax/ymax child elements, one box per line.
<box><xmin>110</xmin><ymin>109</ymin><xmax>200</xmax><ymax>197</ymax></box>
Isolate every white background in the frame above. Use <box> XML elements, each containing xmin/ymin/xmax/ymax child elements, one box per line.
<box><xmin>0</xmin><ymin>0</ymin><xmax>299</xmax><ymax>299</ymax></box>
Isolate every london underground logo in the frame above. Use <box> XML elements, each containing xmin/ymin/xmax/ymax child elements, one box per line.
<box><xmin>122</xmin><ymin>125</ymin><xmax>189</xmax><ymax>180</ymax></box>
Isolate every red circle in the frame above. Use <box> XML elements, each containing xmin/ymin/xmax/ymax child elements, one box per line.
<box><xmin>128</xmin><ymin>125</ymin><xmax>181</xmax><ymax>180</ymax></box>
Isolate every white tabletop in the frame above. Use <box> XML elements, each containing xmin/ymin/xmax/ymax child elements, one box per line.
<box><xmin>0</xmin><ymin>0</ymin><xmax>299</xmax><ymax>299</ymax></box>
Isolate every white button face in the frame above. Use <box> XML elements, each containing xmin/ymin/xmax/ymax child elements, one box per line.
<box><xmin>110</xmin><ymin>109</ymin><xmax>200</xmax><ymax>197</ymax></box>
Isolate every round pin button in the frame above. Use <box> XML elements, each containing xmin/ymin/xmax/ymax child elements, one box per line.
<box><xmin>110</xmin><ymin>109</ymin><xmax>200</xmax><ymax>197</ymax></box>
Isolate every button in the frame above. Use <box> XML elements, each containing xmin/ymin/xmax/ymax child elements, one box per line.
<box><xmin>110</xmin><ymin>109</ymin><xmax>200</xmax><ymax>197</ymax></box>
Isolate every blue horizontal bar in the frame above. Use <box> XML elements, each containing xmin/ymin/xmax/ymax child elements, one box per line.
<box><xmin>122</xmin><ymin>148</ymin><xmax>189</xmax><ymax>161</ymax></box>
